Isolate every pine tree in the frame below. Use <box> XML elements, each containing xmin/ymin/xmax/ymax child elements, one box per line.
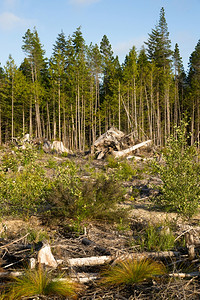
<box><xmin>87</xmin><ymin>43</ymin><xmax>102</xmax><ymax>143</ymax></box>
<box><xmin>72</xmin><ymin>27</ymin><xmax>88</xmax><ymax>150</ymax></box>
<box><xmin>188</xmin><ymin>40</ymin><xmax>200</xmax><ymax>145</ymax></box>
<box><xmin>22</xmin><ymin>27</ymin><xmax>47</xmax><ymax>138</ymax></box>
<box><xmin>50</xmin><ymin>30</ymin><xmax>68</xmax><ymax>141</ymax></box>
<box><xmin>100</xmin><ymin>35</ymin><xmax>115</xmax><ymax>131</ymax></box>
<box><xmin>122</xmin><ymin>46</ymin><xmax>138</xmax><ymax>134</ymax></box>
<box><xmin>0</xmin><ymin>65</ymin><xmax>4</xmax><ymax>144</ymax></box>
<box><xmin>137</xmin><ymin>47</ymin><xmax>152</xmax><ymax>140</ymax></box>
<box><xmin>4</xmin><ymin>55</ymin><xmax>17</xmax><ymax>141</ymax></box>
<box><xmin>172</xmin><ymin>43</ymin><xmax>185</xmax><ymax>131</ymax></box>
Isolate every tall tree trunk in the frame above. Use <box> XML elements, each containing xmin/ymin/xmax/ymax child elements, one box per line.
<box><xmin>22</xmin><ymin>104</ymin><xmax>25</xmax><ymax>136</ymax></box>
<box><xmin>47</xmin><ymin>101</ymin><xmax>51</xmax><ymax>140</ymax></box>
<box><xmin>118</xmin><ymin>81</ymin><xmax>121</xmax><ymax>131</ymax></box>
<box><xmin>75</xmin><ymin>93</ymin><xmax>78</xmax><ymax>150</ymax></box>
<box><xmin>134</xmin><ymin>77</ymin><xmax>138</xmax><ymax>137</ymax></box>
<box><xmin>11</xmin><ymin>74</ymin><xmax>14</xmax><ymax>142</ymax></box>
<box><xmin>71</xmin><ymin>104</ymin><xmax>75</xmax><ymax>150</ymax></box>
<box><xmin>145</xmin><ymin>85</ymin><xmax>152</xmax><ymax>140</ymax></box>
<box><xmin>196</xmin><ymin>96</ymin><xmax>199</xmax><ymax>147</ymax></box>
<box><xmin>29</xmin><ymin>96</ymin><xmax>33</xmax><ymax>137</ymax></box>
<box><xmin>62</xmin><ymin>107</ymin><xmax>66</xmax><ymax>146</ymax></box>
<box><xmin>156</xmin><ymin>89</ymin><xmax>161</xmax><ymax>146</ymax></box>
<box><xmin>191</xmin><ymin>102</ymin><xmax>195</xmax><ymax>145</ymax></box>
<box><xmin>166</xmin><ymin>83</ymin><xmax>170</xmax><ymax>139</ymax></box>
<box><xmin>0</xmin><ymin>104</ymin><xmax>1</xmax><ymax>145</ymax></box>
<box><xmin>53</xmin><ymin>94</ymin><xmax>56</xmax><ymax>140</ymax></box>
<box><xmin>58</xmin><ymin>81</ymin><xmax>61</xmax><ymax>141</ymax></box>
<box><xmin>34</xmin><ymin>65</ymin><xmax>42</xmax><ymax>138</ymax></box>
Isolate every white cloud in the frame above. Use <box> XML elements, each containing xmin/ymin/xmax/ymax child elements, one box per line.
<box><xmin>0</xmin><ymin>12</ymin><xmax>26</xmax><ymax>30</ymax></box>
<box><xmin>69</xmin><ymin>0</ymin><xmax>100</xmax><ymax>6</ymax></box>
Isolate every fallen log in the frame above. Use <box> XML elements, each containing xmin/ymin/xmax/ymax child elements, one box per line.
<box><xmin>65</xmin><ymin>250</ymin><xmax>180</xmax><ymax>268</ymax></box>
<box><xmin>54</xmin><ymin>273</ymin><xmax>99</xmax><ymax>283</ymax></box>
<box><xmin>66</xmin><ymin>256</ymin><xmax>111</xmax><ymax>267</ymax></box>
<box><xmin>112</xmin><ymin>140</ymin><xmax>152</xmax><ymax>158</ymax></box>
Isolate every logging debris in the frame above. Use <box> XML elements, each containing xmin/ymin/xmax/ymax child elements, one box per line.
<box><xmin>91</xmin><ymin>127</ymin><xmax>152</xmax><ymax>159</ymax></box>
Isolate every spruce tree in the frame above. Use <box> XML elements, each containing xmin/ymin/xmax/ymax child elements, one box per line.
<box><xmin>145</xmin><ymin>7</ymin><xmax>173</xmax><ymax>145</ymax></box>
<box><xmin>145</xmin><ymin>7</ymin><xmax>172</xmax><ymax>69</ymax></box>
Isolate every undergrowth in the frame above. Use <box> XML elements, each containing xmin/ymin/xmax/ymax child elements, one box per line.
<box><xmin>151</xmin><ymin>120</ymin><xmax>200</xmax><ymax>218</ymax></box>
<box><xmin>0</xmin><ymin>148</ymin><xmax>128</xmax><ymax>227</ymax></box>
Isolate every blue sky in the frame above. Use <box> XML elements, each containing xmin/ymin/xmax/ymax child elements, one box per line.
<box><xmin>0</xmin><ymin>0</ymin><xmax>199</xmax><ymax>71</ymax></box>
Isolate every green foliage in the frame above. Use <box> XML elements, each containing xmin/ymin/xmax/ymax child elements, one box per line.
<box><xmin>45</xmin><ymin>157</ymin><xmax>57</xmax><ymax>169</ymax></box>
<box><xmin>47</xmin><ymin>160</ymin><xmax>82</xmax><ymax>218</ymax></box>
<box><xmin>16</xmin><ymin>145</ymin><xmax>38</xmax><ymax>166</ymax></box>
<box><xmin>139</xmin><ymin>223</ymin><xmax>175</xmax><ymax>251</ymax></box>
<box><xmin>1</xmin><ymin>145</ymin><xmax>38</xmax><ymax>173</ymax></box>
<box><xmin>100</xmin><ymin>258</ymin><xmax>166</xmax><ymax>286</ymax></box>
<box><xmin>80</xmin><ymin>174</ymin><xmax>127</xmax><ymax>221</ymax></box>
<box><xmin>152</xmin><ymin>121</ymin><xmax>200</xmax><ymax>218</ymax></box>
<box><xmin>48</xmin><ymin>165</ymin><xmax>127</xmax><ymax>223</ymax></box>
<box><xmin>3</xmin><ymin>268</ymin><xmax>81</xmax><ymax>299</ymax></box>
<box><xmin>1</xmin><ymin>152</ymin><xmax>18</xmax><ymax>172</ymax></box>
<box><xmin>106</xmin><ymin>156</ymin><xmax>137</xmax><ymax>181</ymax></box>
<box><xmin>27</xmin><ymin>228</ymin><xmax>49</xmax><ymax>243</ymax></box>
<box><xmin>0</xmin><ymin>164</ymin><xmax>51</xmax><ymax>217</ymax></box>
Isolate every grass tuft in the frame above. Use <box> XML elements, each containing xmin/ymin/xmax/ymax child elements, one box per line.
<box><xmin>100</xmin><ymin>258</ymin><xmax>166</xmax><ymax>287</ymax></box>
<box><xmin>4</xmin><ymin>268</ymin><xmax>81</xmax><ymax>299</ymax></box>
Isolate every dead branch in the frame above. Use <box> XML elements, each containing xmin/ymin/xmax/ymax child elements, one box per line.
<box><xmin>169</xmin><ymin>272</ymin><xmax>200</xmax><ymax>278</ymax></box>
<box><xmin>0</xmin><ymin>233</ymin><xmax>30</xmax><ymax>249</ymax></box>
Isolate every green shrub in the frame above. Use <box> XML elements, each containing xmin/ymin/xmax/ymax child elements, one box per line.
<box><xmin>106</xmin><ymin>155</ymin><xmax>119</xmax><ymax>168</ymax></box>
<box><xmin>0</xmin><ymin>165</ymin><xmax>51</xmax><ymax>217</ymax></box>
<box><xmin>106</xmin><ymin>156</ymin><xmax>137</xmax><ymax>181</ymax></box>
<box><xmin>47</xmin><ymin>168</ymin><xmax>127</xmax><ymax>223</ymax></box>
<box><xmin>1</xmin><ymin>152</ymin><xmax>19</xmax><ymax>172</ymax></box>
<box><xmin>80</xmin><ymin>174</ymin><xmax>127</xmax><ymax>221</ymax></box>
<box><xmin>46</xmin><ymin>161</ymin><xmax>82</xmax><ymax>219</ymax></box>
<box><xmin>152</xmin><ymin>121</ymin><xmax>200</xmax><ymax>218</ymax></box>
<box><xmin>16</xmin><ymin>144</ymin><xmax>38</xmax><ymax>166</ymax></box>
<box><xmin>46</xmin><ymin>157</ymin><xmax>57</xmax><ymax>169</ymax></box>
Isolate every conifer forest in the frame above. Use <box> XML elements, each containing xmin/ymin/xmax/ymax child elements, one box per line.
<box><xmin>0</xmin><ymin>7</ymin><xmax>199</xmax><ymax>149</ymax></box>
